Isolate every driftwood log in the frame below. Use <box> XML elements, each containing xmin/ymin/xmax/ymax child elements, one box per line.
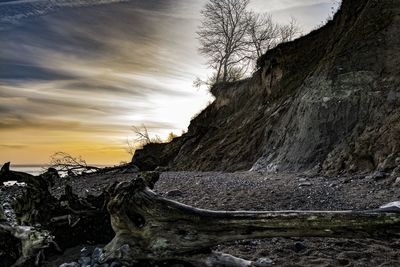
<box><xmin>0</xmin><ymin>163</ymin><xmax>113</xmax><ymax>267</ymax></box>
<box><xmin>0</xmin><ymin>224</ymin><xmax>54</xmax><ymax>267</ymax></box>
<box><xmin>101</xmin><ymin>173</ymin><xmax>400</xmax><ymax>267</ymax></box>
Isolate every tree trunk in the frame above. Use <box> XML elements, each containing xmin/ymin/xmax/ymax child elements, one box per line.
<box><xmin>216</xmin><ymin>57</ymin><xmax>224</xmax><ymax>83</ymax></box>
<box><xmin>223</xmin><ymin>56</ymin><xmax>229</xmax><ymax>82</ymax></box>
<box><xmin>101</xmin><ymin>173</ymin><xmax>400</xmax><ymax>267</ymax></box>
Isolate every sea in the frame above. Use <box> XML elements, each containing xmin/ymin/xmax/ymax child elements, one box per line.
<box><xmin>10</xmin><ymin>165</ymin><xmax>49</xmax><ymax>176</ymax></box>
<box><xmin>9</xmin><ymin>164</ymin><xmax>109</xmax><ymax>176</ymax></box>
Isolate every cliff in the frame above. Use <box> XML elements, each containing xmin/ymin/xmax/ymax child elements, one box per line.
<box><xmin>132</xmin><ymin>0</ymin><xmax>400</xmax><ymax>175</ymax></box>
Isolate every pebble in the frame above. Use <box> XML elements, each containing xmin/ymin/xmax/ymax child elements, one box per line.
<box><xmin>79</xmin><ymin>257</ymin><xmax>91</xmax><ymax>265</ymax></box>
<box><xmin>81</xmin><ymin>247</ymin><xmax>90</xmax><ymax>257</ymax></box>
<box><xmin>294</xmin><ymin>242</ymin><xmax>307</xmax><ymax>253</ymax></box>
<box><xmin>59</xmin><ymin>263</ymin><xmax>79</xmax><ymax>267</ymax></box>
<box><xmin>380</xmin><ymin>201</ymin><xmax>400</xmax><ymax>210</ymax></box>
<box><xmin>254</xmin><ymin>257</ymin><xmax>273</xmax><ymax>266</ymax></box>
<box><xmin>92</xmin><ymin>247</ymin><xmax>102</xmax><ymax>263</ymax></box>
<box><xmin>338</xmin><ymin>258</ymin><xmax>350</xmax><ymax>265</ymax></box>
<box><xmin>366</xmin><ymin>171</ymin><xmax>388</xmax><ymax>181</ymax></box>
<box><xmin>299</xmin><ymin>182</ymin><xmax>312</xmax><ymax>187</ymax></box>
<box><xmin>59</xmin><ymin>247</ymin><xmax>122</xmax><ymax>267</ymax></box>
<box><xmin>165</xmin><ymin>189</ymin><xmax>184</xmax><ymax>197</ymax></box>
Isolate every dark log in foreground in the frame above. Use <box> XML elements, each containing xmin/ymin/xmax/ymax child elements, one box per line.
<box><xmin>102</xmin><ymin>173</ymin><xmax>400</xmax><ymax>267</ymax></box>
<box><xmin>0</xmin><ymin>223</ymin><xmax>54</xmax><ymax>267</ymax></box>
<box><xmin>0</xmin><ymin>162</ymin><xmax>114</xmax><ymax>267</ymax></box>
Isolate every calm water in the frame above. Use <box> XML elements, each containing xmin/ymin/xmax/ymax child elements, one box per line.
<box><xmin>10</xmin><ymin>165</ymin><xmax>49</xmax><ymax>176</ymax></box>
<box><xmin>9</xmin><ymin>165</ymin><xmax>108</xmax><ymax>176</ymax></box>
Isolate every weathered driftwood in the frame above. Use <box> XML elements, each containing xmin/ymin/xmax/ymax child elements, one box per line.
<box><xmin>102</xmin><ymin>173</ymin><xmax>400</xmax><ymax>267</ymax></box>
<box><xmin>0</xmin><ymin>223</ymin><xmax>54</xmax><ymax>267</ymax></box>
<box><xmin>0</xmin><ymin>162</ymin><xmax>113</xmax><ymax>267</ymax></box>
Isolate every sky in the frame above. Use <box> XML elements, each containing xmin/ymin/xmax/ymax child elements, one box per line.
<box><xmin>0</xmin><ymin>0</ymin><xmax>337</xmax><ymax>166</ymax></box>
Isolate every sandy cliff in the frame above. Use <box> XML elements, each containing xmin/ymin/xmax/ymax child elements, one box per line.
<box><xmin>132</xmin><ymin>0</ymin><xmax>400</xmax><ymax>175</ymax></box>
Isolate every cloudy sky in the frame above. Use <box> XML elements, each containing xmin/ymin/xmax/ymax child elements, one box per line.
<box><xmin>0</xmin><ymin>0</ymin><xmax>336</xmax><ymax>165</ymax></box>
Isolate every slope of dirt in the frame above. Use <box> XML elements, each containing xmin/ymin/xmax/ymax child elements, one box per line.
<box><xmin>132</xmin><ymin>0</ymin><xmax>400</xmax><ymax>175</ymax></box>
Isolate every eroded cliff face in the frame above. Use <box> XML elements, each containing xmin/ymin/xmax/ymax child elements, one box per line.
<box><xmin>132</xmin><ymin>0</ymin><xmax>400</xmax><ymax>175</ymax></box>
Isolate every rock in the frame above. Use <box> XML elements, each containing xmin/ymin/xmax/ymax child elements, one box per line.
<box><xmin>380</xmin><ymin>201</ymin><xmax>400</xmax><ymax>211</ymax></box>
<box><xmin>366</xmin><ymin>171</ymin><xmax>388</xmax><ymax>181</ymax></box>
<box><xmin>59</xmin><ymin>263</ymin><xmax>79</xmax><ymax>267</ymax></box>
<box><xmin>80</xmin><ymin>247</ymin><xmax>90</xmax><ymax>257</ymax></box>
<box><xmin>304</xmin><ymin>163</ymin><xmax>322</xmax><ymax>176</ymax></box>
<box><xmin>377</xmin><ymin>153</ymin><xmax>397</xmax><ymax>172</ymax></box>
<box><xmin>254</xmin><ymin>257</ymin><xmax>273</xmax><ymax>266</ymax></box>
<box><xmin>166</xmin><ymin>189</ymin><xmax>184</xmax><ymax>197</ymax></box>
<box><xmin>121</xmin><ymin>165</ymin><xmax>140</xmax><ymax>174</ymax></box>
<box><xmin>92</xmin><ymin>247</ymin><xmax>103</xmax><ymax>262</ymax></box>
<box><xmin>299</xmin><ymin>182</ymin><xmax>312</xmax><ymax>187</ymax></box>
<box><xmin>249</xmin><ymin>240</ymin><xmax>261</xmax><ymax>246</ymax></box>
<box><xmin>348</xmin><ymin>163</ymin><xmax>358</xmax><ymax>173</ymax></box>
<box><xmin>394</xmin><ymin>177</ymin><xmax>400</xmax><ymax>185</ymax></box>
<box><xmin>391</xmin><ymin>166</ymin><xmax>400</xmax><ymax>177</ymax></box>
<box><xmin>294</xmin><ymin>242</ymin><xmax>307</xmax><ymax>252</ymax></box>
<box><xmin>79</xmin><ymin>256</ymin><xmax>91</xmax><ymax>266</ymax></box>
<box><xmin>338</xmin><ymin>258</ymin><xmax>350</xmax><ymax>266</ymax></box>
<box><xmin>0</xmin><ymin>205</ymin><xmax>5</xmax><ymax>221</ymax></box>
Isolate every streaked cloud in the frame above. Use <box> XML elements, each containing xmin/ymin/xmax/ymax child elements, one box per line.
<box><xmin>0</xmin><ymin>0</ymin><xmax>130</xmax><ymax>28</ymax></box>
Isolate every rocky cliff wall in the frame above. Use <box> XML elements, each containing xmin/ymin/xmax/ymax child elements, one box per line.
<box><xmin>132</xmin><ymin>0</ymin><xmax>400</xmax><ymax>175</ymax></box>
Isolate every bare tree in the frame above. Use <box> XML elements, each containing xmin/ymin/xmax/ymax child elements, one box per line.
<box><xmin>49</xmin><ymin>152</ymin><xmax>99</xmax><ymax>176</ymax></box>
<box><xmin>246</xmin><ymin>13</ymin><xmax>301</xmax><ymax>71</ymax></box>
<box><xmin>132</xmin><ymin>125</ymin><xmax>152</xmax><ymax>144</ymax></box>
<box><xmin>247</xmin><ymin>12</ymin><xmax>279</xmax><ymax>59</ymax></box>
<box><xmin>278</xmin><ymin>17</ymin><xmax>302</xmax><ymax>43</ymax></box>
<box><xmin>127</xmin><ymin>124</ymin><xmax>162</xmax><ymax>155</ymax></box>
<box><xmin>197</xmin><ymin>0</ymin><xmax>252</xmax><ymax>84</ymax></box>
<box><xmin>197</xmin><ymin>0</ymin><xmax>303</xmax><ymax>87</ymax></box>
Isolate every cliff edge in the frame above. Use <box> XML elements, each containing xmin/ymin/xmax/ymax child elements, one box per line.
<box><xmin>132</xmin><ymin>0</ymin><xmax>400</xmax><ymax>175</ymax></box>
